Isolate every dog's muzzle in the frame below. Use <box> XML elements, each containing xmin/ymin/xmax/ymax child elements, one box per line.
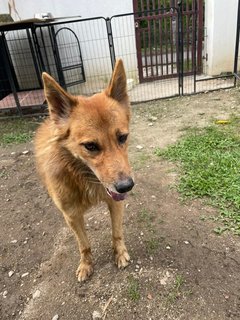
<box><xmin>106</xmin><ymin>177</ymin><xmax>134</xmax><ymax>201</ymax></box>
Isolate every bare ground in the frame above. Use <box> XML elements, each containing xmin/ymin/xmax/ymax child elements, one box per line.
<box><xmin>1</xmin><ymin>88</ymin><xmax>240</xmax><ymax>320</ymax></box>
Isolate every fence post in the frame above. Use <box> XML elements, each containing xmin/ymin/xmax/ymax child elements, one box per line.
<box><xmin>26</xmin><ymin>29</ymin><xmax>42</xmax><ymax>88</ymax></box>
<box><xmin>31</xmin><ymin>26</ymin><xmax>45</xmax><ymax>74</ymax></box>
<box><xmin>193</xmin><ymin>0</ymin><xmax>198</xmax><ymax>93</ymax></box>
<box><xmin>177</xmin><ymin>0</ymin><xmax>184</xmax><ymax>95</ymax></box>
<box><xmin>106</xmin><ymin>18</ymin><xmax>116</xmax><ymax>70</ymax></box>
<box><xmin>234</xmin><ymin>0</ymin><xmax>240</xmax><ymax>85</ymax></box>
<box><xmin>49</xmin><ymin>26</ymin><xmax>66</xmax><ymax>90</ymax></box>
<box><xmin>0</xmin><ymin>32</ymin><xmax>22</xmax><ymax>116</ymax></box>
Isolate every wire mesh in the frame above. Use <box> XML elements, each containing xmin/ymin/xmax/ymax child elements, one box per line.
<box><xmin>5</xmin><ymin>29</ymin><xmax>41</xmax><ymax>90</ymax></box>
<box><xmin>35</xmin><ymin>18</ymin><xmax>113</xmax><ymax>96</ymax></box>
<box><xmin>0</xmin><ymin>28</ymin><xmax>45</xmax><ymax>115</ymax></box>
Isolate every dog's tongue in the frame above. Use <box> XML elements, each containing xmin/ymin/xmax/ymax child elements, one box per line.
<box><xmin>107</xmin><ymin>190</ymin><xmax>127</xmax><ymax>201</ymax></box>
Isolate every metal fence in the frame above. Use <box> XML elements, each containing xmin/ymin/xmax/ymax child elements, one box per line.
<box><xmin>0</xmin><ymin>0</ymin><xmax>237</xmax><ymax>117</ymax></box>
<box><xmin>234</xmin><ymin>0</ymin><xmax>240</xmax><ymax>84</ymax></box>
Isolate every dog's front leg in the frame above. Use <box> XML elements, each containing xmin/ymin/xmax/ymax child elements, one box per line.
<box><xmin>107</xmin><ymin>200</ymin><xmax>130</xmax><ymax>268</ymax></box>
<box><xmin>63</xmin><ymin>210</ymin><xmax>93</xmax><ymax>282</ymax></box>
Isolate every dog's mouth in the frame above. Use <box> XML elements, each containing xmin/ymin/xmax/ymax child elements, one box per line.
<box><xmin>106</xmin><ymin>188</ymin><xmax>127</xmax><ymax>201</ymax></box>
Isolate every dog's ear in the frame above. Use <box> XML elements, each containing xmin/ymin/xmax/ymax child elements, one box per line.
<box><xmin>42</xmin><ymin>73</ymin><xmax>76</xmax><ymax>123</ymax></box>
<box><xmin>105</xmin><ymin>59</ymin><xmax>128</xmax><ymax>103</ymax></box>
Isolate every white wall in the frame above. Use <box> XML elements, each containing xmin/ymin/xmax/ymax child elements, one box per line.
<box><xmin>0</xmin><ymin>1</ymin><xmax>8</xmax><ymax>14</ymax></box>
<box><xmin>0</xmin><ymin>0</ymin><xmax>133</xmax><ymax>20</ymax></box>
<box><xmin>205</xmin><ymin>0</ymin><xmax>238</xmax><ymax>76</ymax></box>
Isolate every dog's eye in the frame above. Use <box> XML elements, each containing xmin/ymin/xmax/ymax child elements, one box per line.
<box><xmin>118</xmin><ymin>134</ymin><xmax>128</xmax><ymax>145</ymax></box>
<box><xmin>83</xmin><ymin>142</ymin><xmax>100</xmax><ymax>152</ymax></box>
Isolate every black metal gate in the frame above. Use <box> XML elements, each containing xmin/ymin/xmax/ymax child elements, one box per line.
<box><xmin>33</xmin><ymin>24</ymin><xmax>85</xmax><ymax>91</ymax></box>
<box><xmin>133</xmin><ymin>0</ymin><xmax>203</xmax><ymax>83</ymax></box>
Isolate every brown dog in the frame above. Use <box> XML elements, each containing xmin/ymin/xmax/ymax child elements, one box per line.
<box><xmin>34</xmin><ymin>59</ymin><xmax>134</xmax><ymax>281</ymax></box>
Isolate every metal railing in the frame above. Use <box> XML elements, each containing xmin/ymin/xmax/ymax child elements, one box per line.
<box><xmin>0</xmin><ymin>0</ymin><xmax>237</xmax><ymax>117</ymax></box>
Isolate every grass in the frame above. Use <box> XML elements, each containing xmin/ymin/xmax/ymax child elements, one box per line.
<box><xmin>2</xmin><ymin>132</ymin><xmax>33</xmax><ymax>145</ymax></box>
<box><xmin>155</xmin><ymin>122</ymin><xmax>240</xmax><ymax>235</ymax></box>
<box><xmin>0</xmin><ymin>118</ymin><xmax>40</xmax><ymax>146</ymax></box>
<box><xmin>127</xmin><ymin>276</ymin><xmax>141</xmax><ymax>301</ymax></box>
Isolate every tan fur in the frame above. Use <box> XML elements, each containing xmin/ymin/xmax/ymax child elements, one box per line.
<box><xmin>34</xmin><ymin>60</ymin><xmax>134</xmax><ymax>281</ymax></box>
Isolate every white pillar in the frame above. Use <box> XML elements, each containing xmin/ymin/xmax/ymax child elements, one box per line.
<box><xmin>205</xmin><ymin>0</ymin><xmax>238</xmax><ymax>76</ymax></box>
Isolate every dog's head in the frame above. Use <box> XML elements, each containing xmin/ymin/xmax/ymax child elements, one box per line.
<box><xmin>42</xmin><ymin>59</ymin><xmax>134</xmax><ymax>201</ymax></box>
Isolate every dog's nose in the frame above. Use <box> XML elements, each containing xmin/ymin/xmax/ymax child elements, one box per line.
<box><xmin>115</xmin><ymin>177</ymin><xmax>134</xmax><ymax>193</ymax></box>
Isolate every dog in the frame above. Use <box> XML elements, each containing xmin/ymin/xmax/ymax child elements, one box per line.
<box><xmin>34</xmin><ymin>59</ymin><xmax>134</xmax><ymax>281</ymax></box>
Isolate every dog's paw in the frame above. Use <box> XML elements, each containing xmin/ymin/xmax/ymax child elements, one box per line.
<box><xmin>76</xmin><ymin>262</ymin><xmax>93</xmax><ymax>282</ymax></box>
<box><xmin>115</xmin><ymin>250</ymin><xmax>130</xmax><ymax>269</ymax></box>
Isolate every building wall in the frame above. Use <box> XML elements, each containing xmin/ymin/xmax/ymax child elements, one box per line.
<box><xmin>205</xmin><ymin>0</ymin><xmax>238</xmax><ymax>76</ymax></box>
<box><xmin>0</xmin><ymin>0</ymin><xmax>133</xmax><ymax>20</ymax></box>
<box><xmin>0</xmin><ymin>1</ymin><xmax>8</xmax><ymax>14</ymax></box>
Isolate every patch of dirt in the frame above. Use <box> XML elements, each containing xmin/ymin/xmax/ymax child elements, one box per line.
<box><xmin>1</xmin><ymin>89</ymin><xmax>240</xmax><ymax>320</ymax></box>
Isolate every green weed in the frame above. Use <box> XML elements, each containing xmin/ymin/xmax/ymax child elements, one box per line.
<box><xmin>138</xmin><ymin>208</ymin><xmax>154</xmax><ymax>225</ymax></box>
<box><xmin>127</xmin><ymin>276</ymin><xmax>140</xmax><ymax>301</ymax></box>
<box><xmin>145</xmin><ymin>237</ymin><xmax>160</xmax><ymax>254</ymax></box>
<box><xmin>138</xmin><ymin>209</ymin><xmax>162</xmax><ymax>254</ymax></box>
<box><xmin>167</xmin><ymin>275</ymin><xmax>185</xmax><ymax>304</ymax></box>
<box><xmin>0</xmin><ymin>170</ymin><xmax>7</xmax><ymax>178</ymax></box>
